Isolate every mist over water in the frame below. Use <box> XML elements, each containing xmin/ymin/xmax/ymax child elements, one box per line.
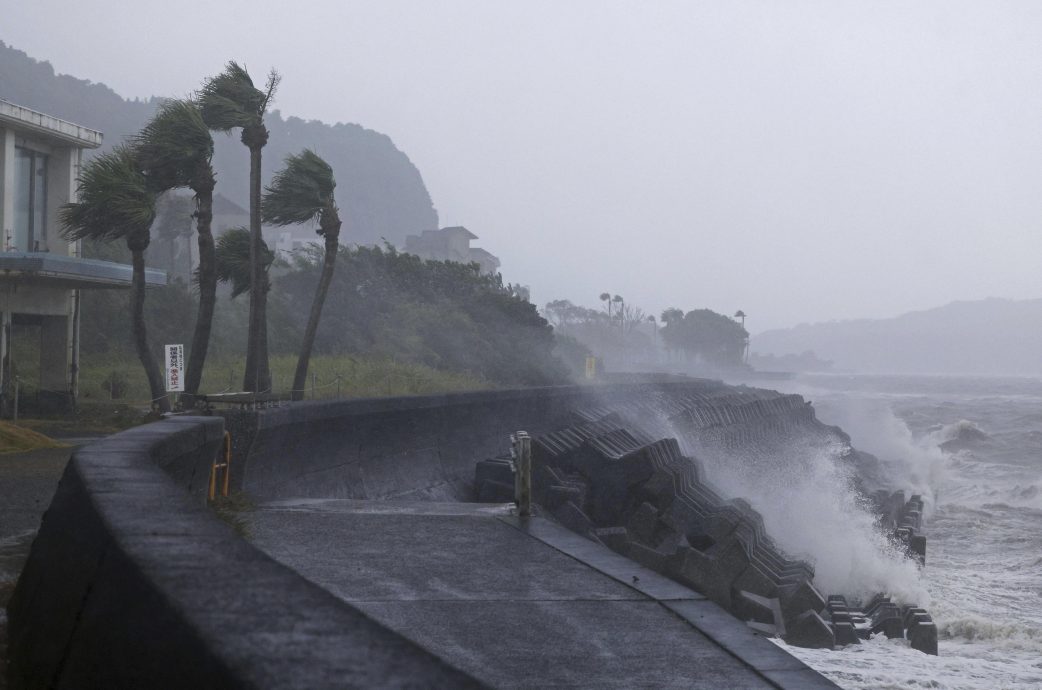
<box><xmin>761</xmin><ymin>374</ymin><xmax>1042</xmax><ymax>690</ymax></box>
<box><xmin>682</xmin><ymin>423</ymin><xmax>929</xmax><ymax>604</ymax></box>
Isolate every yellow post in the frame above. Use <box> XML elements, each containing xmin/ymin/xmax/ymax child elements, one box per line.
<box><xmin>209</xmin><ymin>431</ymin><xmax>233</xmax><ymax>500</ymax></box>
<box><xmin>585</xmin><ymin>356</ymin><xmax>597</xmax><ymax>380</ymax></box>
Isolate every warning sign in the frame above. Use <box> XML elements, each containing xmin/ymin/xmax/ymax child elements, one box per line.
<box><xmin>165</xmin><ymin>344</ymin><xmax>185</xmax><ymax>392</ymax></box>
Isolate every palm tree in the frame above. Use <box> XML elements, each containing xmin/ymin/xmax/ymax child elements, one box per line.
<box><xmin>261</xmin><ymin>150</ymin><xmax>342</xmax><ymax>401</ymax></box>
<box><xmin>600</xmin><ymin>292</ymin><xmax>612</xmax><ymax>320</ymax></box>
<box><xmin>135</xmin><ymin>99</ymin><xmax>216</xmax><ymax>405</ymax></box>
<box><xmin>215</xmin><ymin>227</ymin><xmax>274</xmax><ymax>299</ymax></box>
<box><xmin>60</xmin><ymin>146</ymin><xmax>169</xmax><ymax>412</ymax></box>
<box><xmin>199</xmin><ymin>62</ymin><xmax>280</xmax><ymax>392</ymax></box>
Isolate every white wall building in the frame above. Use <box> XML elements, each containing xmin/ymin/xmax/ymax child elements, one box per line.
<box><xmin>0</xmin><ymin>99</ymin><xmax>164</xmax><ymax>413</ymax></box>
<box><xmin>403</xmin><ymin>226</ymin><xmax>501</xmax><ymax>275</ymax></box>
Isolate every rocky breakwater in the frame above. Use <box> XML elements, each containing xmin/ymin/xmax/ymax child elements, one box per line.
<box><xmin>475</xmin><ymin>385</ymin><xmax>938</xmax><ymax>655</ymax></box>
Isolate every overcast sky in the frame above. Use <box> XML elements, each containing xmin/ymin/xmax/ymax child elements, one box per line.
<box><xmin>5</xmin><ymin>0</ymin><xmax>1042</xmax><ymax>331</ymax></box>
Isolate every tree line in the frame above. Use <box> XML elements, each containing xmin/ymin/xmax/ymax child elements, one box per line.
<box><xmin>62</xmin><ymin>63</ymin><xmax>347</xmax><ymax>410</ymax></box>
<box><xmin>545</xmin><ymin>298</ymin><xmax>749</xmax><ymax>371</ymax></box>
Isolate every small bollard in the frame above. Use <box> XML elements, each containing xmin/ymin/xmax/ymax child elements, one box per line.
<box><xmin>511</xmin><ymin>431</ymin><xmax>532</xmax><ymax>517</ymax></box>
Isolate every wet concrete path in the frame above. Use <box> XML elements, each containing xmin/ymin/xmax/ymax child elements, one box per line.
<box><xmin>247</xmin><ymin>498</ymin><xmax>836</xmax><ymax>689</ymax></box>
<box><xmin>0</xmin><ymin>447</ymin><xmax>71</xmax><ymax>689</ymax></box>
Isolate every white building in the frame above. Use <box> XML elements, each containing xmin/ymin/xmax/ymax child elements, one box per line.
<box><xmin>0</xmin><ymin>100</ymin><xmax>164</xmax><ymax>413</ymax></box>
<box><xmin>403</xmin><ymin>226</ymin><xmax>501</xmax><ymax>275</ymax></box>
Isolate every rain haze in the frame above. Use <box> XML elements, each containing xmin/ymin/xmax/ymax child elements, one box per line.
<box><xmin>6</xmin><ymin>0</ymin><xmax>1042</xmax><ymax>332</ymax></box>
<box><xmin>8</xmin><ymin>5</ymin><xmax>1042</xmax><ymax>689</ymax></box>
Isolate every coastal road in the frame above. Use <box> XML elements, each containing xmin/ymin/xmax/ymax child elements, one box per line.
<box><xmin>247</xmin><ymin>499</ymin><xmax>837</xmax><ymax>689</ymax></box>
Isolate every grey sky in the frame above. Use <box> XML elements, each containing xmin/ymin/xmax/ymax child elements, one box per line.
<box><xmin>5</xmin><ymin>0</ymin><xmax>1042</xmax><ymax>330</ymax></box>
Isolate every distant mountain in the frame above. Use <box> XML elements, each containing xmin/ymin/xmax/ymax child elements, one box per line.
<box><xmin>752</xmin><ymin>298</ymin><xmax>1042</xmax><ymax>376</ymax></box>
<box><xmin>0</xmin><ymin>41</ymin><xmax>438</xmax><ymax>247</ymax></box>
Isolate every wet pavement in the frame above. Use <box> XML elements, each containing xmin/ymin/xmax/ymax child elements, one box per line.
<box><xmin>0</xmin><ymin>447</ymin><xmax>71</xmax><ymax>689</ymax></box>
<box><xmin>247</xmin><ymin>498</ymin><xmax>833</xmax><ymax>689</ymax></box>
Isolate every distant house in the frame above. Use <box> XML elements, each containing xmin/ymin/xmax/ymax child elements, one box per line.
<box><xmin>0</xmin><ymin>99</ymin><xmax>164</xmax><ymax>413</ymax></box>
<box><xmin>404</xmin><ymin>226</ymin><xmax>501</xmax><ymax>275</ymax></box>
<box><xmin>211</xmin><ymin>193</ymin><xmax>249</xmax><ymax>236</ymax></box>
<box><xmin>152</xmin><ymin>191</ymin><xmax>248</xmax><ymax>283</ymax></box>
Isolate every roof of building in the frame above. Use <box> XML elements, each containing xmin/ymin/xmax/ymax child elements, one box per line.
<box><xmin>0</xmin><ymin>252</ymin><xmax>165</xmax><ymax>289</ymax></box>
<box><xmin>468</xmin><ymin>248</ymin><xmax>499</xmax><ymax>261</ymax></box>
<box><xmin>212</xmin><ymin>193</ymin><xmax>248</xmax><ymax>216</ymax></box>
<box><xmin>441</xmin><ymin>226</ymin><xmax>478</xmax><ymax>239</ymax></box>
<box><xmin>0</xmin><ymin>99</ymin><xmax>103</xmax><ymax>149</ymax></box>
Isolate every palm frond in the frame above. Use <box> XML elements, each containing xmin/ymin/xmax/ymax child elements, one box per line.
<box><xmin>215</xmin><ymin>227</ymin><xmax>274</xmax><ymax>298</ymax></box>
<box><xmin>198</xmin><ymin>61</ymin><xmax>266</xmax><ymax>131</ymax></box>
<box><xmin>262</xmin><ymin>149</ymin><xmax>337</xmax><ymax>226</ymax></box>
<box><xmin>60</xmin><ymin>145</ymin><xmax>157</xmax><ymax>243</ymax></box>
<box><xmin>134</xmin><ymin>99</ymin><xmax>214</xmax><ymax>191</ymax></box>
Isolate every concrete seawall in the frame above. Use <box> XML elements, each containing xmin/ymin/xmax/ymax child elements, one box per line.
<box><xmin>6</xmin><ymin>417</ymin><xmax>482</xmax><ymax>689</ymax></box>
<box><xmin>222</xmin><ymin>380</ymin><xmax>806</xmax><ymax>502</ymax></box>
<box><xmin>7</xmin><ymin>380</ymin><xmax>848</xmax><ymax>688</ymax></box>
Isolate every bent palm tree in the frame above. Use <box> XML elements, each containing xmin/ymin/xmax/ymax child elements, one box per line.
<box><xmin>215</xmin><ymin>226</ymin><xmax>275</xmax><ymax>299</ymax></box>
<box><xmin>135</xmin><ymin>99</ymin><xmax>216</xmax><ymax>404</ymax></box>
<box><xmin>199</xmin><ymin>62</ymin><xmax>280</xmax><ymax>392</ymax></box>
<box><xmin>262</xmin><ymin>149</ymin><xmax>342</xmax><ymax>401</ymax></box>
<box><xmin>60</xmin><ymin>146</ymin><xmax>169</xmax><ymax>412</ymax></box>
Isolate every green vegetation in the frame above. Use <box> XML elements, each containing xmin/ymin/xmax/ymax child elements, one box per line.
<box><xmin>200</xmin><ymin>62</ymin><xmax>281</xmax><ymax>393</ymax></box>
<box><xmin>261</xmin><ymin>149</ymin><xmax>342</xmax><ymax>400</ymax></box>
<box><xmin>547</xmin><ymin>298</ymin><xmax>750</xmax><ymax>372</ymax></box>
<box><xmin>60</xmin><ymin>145</ymin><xmax>170</xmax><ymax>412</ymax></box>
<box><xmin>73</xmin><ymin>241</ymin><xmax>561</xmax><ymax>402</ymax></box>
<box><xmin>77</xmin><ymin>354</ymin><xmax>489</xmax><ymax>404</ymax></box>
<box><xmin>210</xmin><ymin>492</ymin><xmax>256</xmax><ymax>539</ymax></box>
<box><xmin>134</xmin><ymin>98</ymin><xmax>218</xmax><ymax>399</ymax></box>
<box><xmin>278</xmin><ymin>245</ymin><xmax>565</xmax><ymax>385</ymax></box>
<box><xmin>7</xmin><ymin>45</ymin><xmax>567</xmax><ymax>413</ymax></box>
<box><xmin>660</xmin><ymin>308</ymin><xmax>749</xmax><ymax>368</ymax></box>
<box><xmin>0</xmin><ymin>422</ymin><xmax>66</xmax><ymax>454</ymax></box>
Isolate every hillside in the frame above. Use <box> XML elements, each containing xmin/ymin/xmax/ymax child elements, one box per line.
<box><xmin>0</xmin><ymin>41</ymin><xmax>437</xmax><ymax>247</ymax></box>
<box><xmin>752</xmin><ymin>297</ymin><xmax>1042</xmax><ymax>375</ymax></box>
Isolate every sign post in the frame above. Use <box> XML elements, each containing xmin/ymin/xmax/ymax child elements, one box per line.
<box><xmin>165</xmin><ymin>344</ymin><xmax>185</xmax><ymax>393</ymax></box>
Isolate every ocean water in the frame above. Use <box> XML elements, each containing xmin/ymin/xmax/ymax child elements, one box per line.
<box><xmin>763</xmin><ymin>374</ymin><xmax>1042</xmax><ymax>690</ymax></box>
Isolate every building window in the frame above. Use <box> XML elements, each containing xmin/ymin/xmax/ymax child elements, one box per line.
<box><xmin>11</xmin><ymin>147</ymin><xmax>48</xmax><ymax>252</ymax></box>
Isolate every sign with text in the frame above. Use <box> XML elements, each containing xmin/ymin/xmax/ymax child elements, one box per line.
<box><xmin>165</xmin><ymin>344</ymin><xmax>185</xmax><ymax>392</ymax></box>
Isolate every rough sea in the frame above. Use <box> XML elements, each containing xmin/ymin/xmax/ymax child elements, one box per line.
<box><xmin>759</xmin><ymin>374</ymin><xmax>1042</xmax><ymax>690</ymax></box>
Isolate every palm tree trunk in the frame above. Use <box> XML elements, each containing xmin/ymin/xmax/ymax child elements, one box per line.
<box><xmin>183</xmin><ymin>184</ymin><xmax>215</xmax><ymax>404</ymax></box>
<box><xmin>291</xmin><ymin>237</ymin><xmax>338</xmax><ymax>401</ymax></box>
<box><xmin>244</xmin><ymin>140</ymin><xmax>271</xmax><ymax>393</ymax></box>
<box><xmin>131</xmin><ymin>248</ymin><xmax>170</xmax><ymax>413</ymax></box>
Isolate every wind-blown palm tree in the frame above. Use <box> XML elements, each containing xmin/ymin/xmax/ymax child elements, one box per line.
<box><xmin>215</xmin><ymin>227</ymin><xmax>274</xmax><ymax>299</ymax></box>
<box><xmin>199</xmin><ymin>62</ymin><xmax>280</xmax><ymax>392</ymax></box>
<box><xmin>262</xmin><ymin>149</ymin><xmax>342</xmax><ymax>401</ymax></box>
<box><xmin>135</xmin><ymin>99</ymin><xmax>216</xmax><ymax>404</ymax></box>
<box><xmin>60</xmin><ymin>146</ymin><xmax>169</xmax><ymax>412</ymax></box>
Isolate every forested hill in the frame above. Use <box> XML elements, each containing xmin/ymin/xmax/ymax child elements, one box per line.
<box><xmin>753</xmin><ymin>297</ymin><xmax>1042</xmax><ymax>376</ymax></box>
<box><xmin>0</xmin><ymin>41</ymin><xmax>438</xmax><ymax>246</ymax></box>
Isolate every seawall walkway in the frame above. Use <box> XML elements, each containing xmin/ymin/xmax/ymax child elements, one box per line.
<box><xmin>248</xmin><ymin>498</ymin><xmax>836</xmax><ymax>689</ymax></box>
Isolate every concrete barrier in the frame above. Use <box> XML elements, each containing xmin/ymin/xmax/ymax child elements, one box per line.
<box><xmin>221</xmin><ymin>381</ymin><xmax>751</xmax><ymax>501</ymax></box>
<box><xmin>6</xmin><ymin>416</ymin><xmax>482</xmax><ymax>690</ymax></box>
<box><xmin>7</xmin><ymin>379</ymin><xmax>913</xmax><ymax>687</ymax></box>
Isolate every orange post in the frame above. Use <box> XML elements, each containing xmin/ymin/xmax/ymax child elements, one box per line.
<box><xmin>208</xmin><ymin>431</ymin><xmax>233</xmax><ymax>501</ymax></box>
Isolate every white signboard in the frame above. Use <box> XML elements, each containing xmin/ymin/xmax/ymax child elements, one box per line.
<box><xmin>165</xmin><ymin>344</ymin><xmax>185</xmax><ymax>392</ymax></box>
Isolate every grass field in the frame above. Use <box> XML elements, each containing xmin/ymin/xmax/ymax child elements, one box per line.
<box><xmin>75</xmin><ymin>353</ymin><xmax>491</xmax><ymax>406</ymax></box>
<box><xmin>0</xmin><ymin>422</ymin><xmax>66</xmax><ymax>454</ymax></box>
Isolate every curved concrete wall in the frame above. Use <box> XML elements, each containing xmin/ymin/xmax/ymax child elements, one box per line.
<box><xmin>223</xmin><ymin>382</ymin><xmax>757</xmax><ymax>502</ymax></box>
<box><xmin>6</xmin><ymin>416</ymin><xmax>481</xmax><ymax>690</ymax></box>
<box><xmin>8</xmin><ymin>380</ymin><xmax>848</xmax><ymax>688</ymax></box>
